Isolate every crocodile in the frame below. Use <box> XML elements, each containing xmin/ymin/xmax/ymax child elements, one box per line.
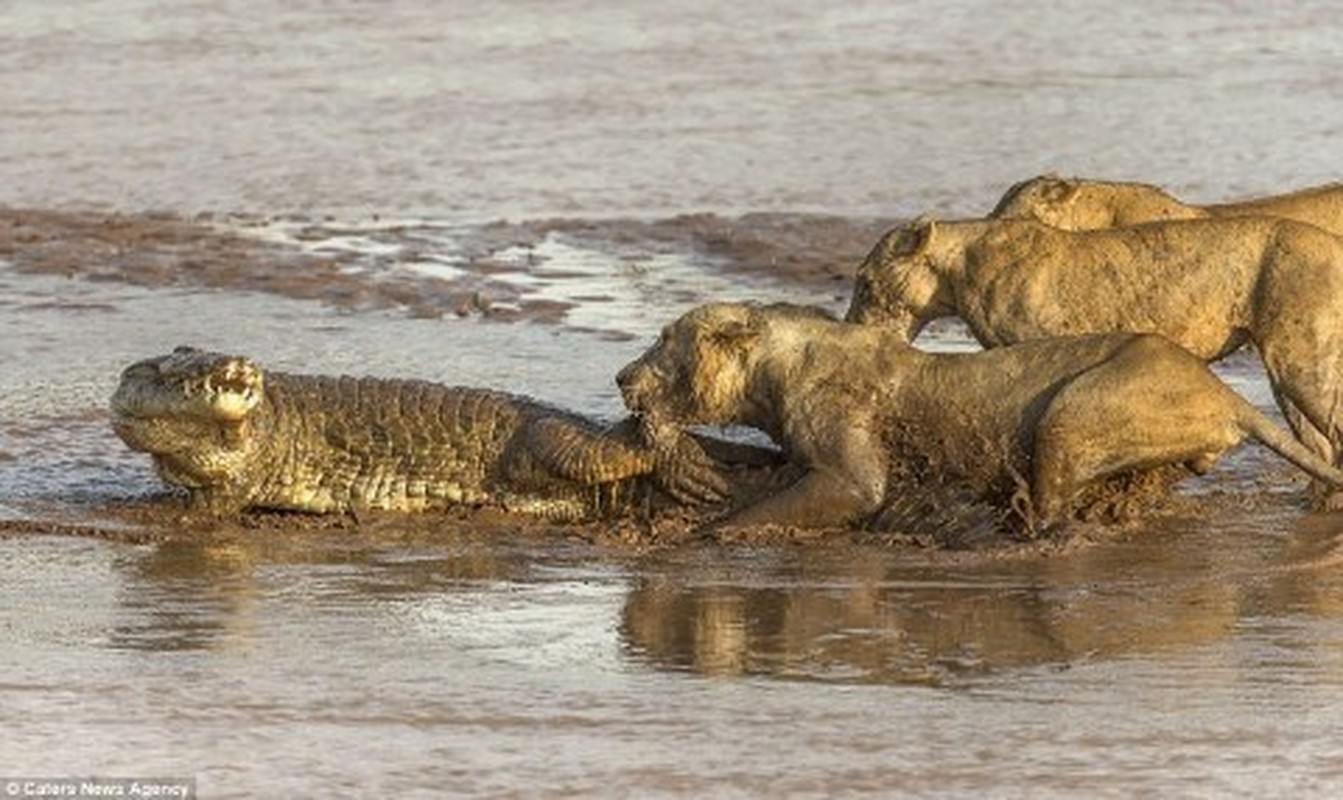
<box><xmin>110</xmin><ymin>346</ymin><xmax>759</xmax><ymax>519</ymax></box>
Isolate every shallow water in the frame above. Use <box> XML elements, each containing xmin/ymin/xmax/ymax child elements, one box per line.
<box><xmin>3</xmin><ymin>0</ymin><xmax>1340</xmax><ymax>219</ymax></box>
<box><xmin>4</xmin><ymin>1</ymin><xmax>1343</xmax><ymax>797</ymax></box>
<box><xmin>6</xmin><ymin>512</ymin><xmax>1343</xmax><ymax>796</ymax></box>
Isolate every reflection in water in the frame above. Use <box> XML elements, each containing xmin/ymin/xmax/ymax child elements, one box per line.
<box><xmin>6</xmin><ymin>500</ymin><xmax>1343</xmax><ymax>796</ymax></box>
<box><xmin>109</xmin><ymin>537</ymin><xmax>258</xmax><ymax>652</ymax></box>
<box><xmin>105</xmin><ymin>526</ymin><xmax>527</xmax><ymax>652</ymax></box>
<box><xmin>620</xmin><ymin>506</ymin><xmax>1343</xmax><ymax>685</ymax></box>
<box><xmin>88</xmin><ymin>500</ymin><xmax>1343</xmax><ymax>686</ymax></box>
<box><xmin>1247</xmin><ymin>513</ymin><xmax>1343</xmax><ymax>619</ymax></box>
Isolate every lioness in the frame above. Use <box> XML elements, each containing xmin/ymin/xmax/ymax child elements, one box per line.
<box><xmin>991</xmin><ymin>175</ymin><xmax>1343</xmax><ymax>235</ymax></box>
<box><xmin>844</xmin><ymin>216</ymin><xmax>1343</xmax><ymax>507</ymax></box>
<box><xmin>616</xmin><ymin>303</ymin><xmax>1343</xmax><ymax>532</ymax></box>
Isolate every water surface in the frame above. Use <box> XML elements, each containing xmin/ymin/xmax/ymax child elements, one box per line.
<box><xmin>4</xmin><ymin>1</ymin><xmax>1343</xmax><ymax>796</ymax></box>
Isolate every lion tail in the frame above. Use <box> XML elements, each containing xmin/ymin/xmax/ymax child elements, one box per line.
<box><xmin>1237</xmin><ymin>406</ymin><xmax>1343</xmax><ymax>487</ymax></box>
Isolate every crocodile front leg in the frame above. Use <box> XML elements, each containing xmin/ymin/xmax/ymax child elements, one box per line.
<box><xmin>620</xmin><ymin>417</ymin><xmax>786</xmax><ymax>505</ymax></box>
<box><xmin>524</xmin><ymin>416</ymin><xmax>731</xmax><ymax>505</ymax></box>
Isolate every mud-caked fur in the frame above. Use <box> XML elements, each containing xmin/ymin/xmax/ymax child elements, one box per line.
<box><xmin>618</xmin><ymin>303</ymin><xmax>1343</xmax><ymax>532</ymax></box>
<box><xmin>991</xmin><ymin>175</ymin><xmax>1343</xmax><ymax>235</ymax></box>
<box><xmin>111</xmin><ymin>346</ymin><xmax>752</xmax><ymax>519</ymax></box>
<box><xmin>845</xmin><ymin>216</ymin><xmax>1343</xmax><ymax>508</ymax></box>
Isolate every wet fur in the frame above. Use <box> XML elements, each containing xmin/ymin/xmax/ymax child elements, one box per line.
<box><xmin>618</xmin><ymin>303</ymin><xmax>1343</xmax><ymax>533</ymax></box>
<box><xmin>845</xmin><ymin>216</ymin><xmax>1343</xmax><ymax>509</ymax></box>
<box><xmin>991</xmin><ymin>175</ymin><xmax>1343</xmax><ymax>235</ymax></box>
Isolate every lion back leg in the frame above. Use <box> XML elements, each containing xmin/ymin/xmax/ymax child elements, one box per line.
<box><xmin>1029</xmin><ymin>336</ymin><xmax>1246</xmax><ymax>526</ymax></box>
<box><xmin>1253</xmin><ymin>241</ymin><xmax>1343</xmax><ymax>507</ymax></box>
<box><xmin>1257</xmin><ymin>346</ymin><xmax>1343</xmax><ymax>465</ymax></box>
<box><xmin>1260</xmin><ymin>356</ymin><xmax>1343</xmax><ymax>510</ymax></box>
<box><xmin>1255</xmin><ymin>274</ymin><xmax>1343</xmax><ymax>508</ymax></box>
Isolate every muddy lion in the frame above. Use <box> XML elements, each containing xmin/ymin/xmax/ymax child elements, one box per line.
<box><xmin>616</xmin><ymin>303</ymin><xmax>1343</xmax><ymax>533</ymax></box>
<box><xmin>991</xmin><ymin>175</ymin><xmax>1343</xmax><ymax>235</ymax></box>
<box><xmin>844</xmin><ymin>215</ymin><xmax>1343</xmax><ymax>509</ymax></box>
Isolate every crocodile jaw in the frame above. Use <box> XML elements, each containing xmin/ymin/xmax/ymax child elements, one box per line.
<box><xmin>111</xmin><ymin>346</ymin><xmax>264</xmax><ymax>427</ymax></box>
<box><xmin>109</xmin><ymin>346</ymin><xmax>267</xmax><ymax>493</ymax></box>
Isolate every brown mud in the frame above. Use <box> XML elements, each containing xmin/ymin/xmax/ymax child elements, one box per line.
<box><xmin>1</xmin><ymin>207</ymin><xmax>889</xmax><ymax>324</ymax></box>
<box><xmin>0</xmin><ymin>463</ymin><xmax>1301</xmax><ymax>562</ymax></box>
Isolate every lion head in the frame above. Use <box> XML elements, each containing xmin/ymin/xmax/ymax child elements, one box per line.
<box><xmin>845</xmin><ymin>217</ymin><xmax>951</xmax><ymax>340</ymax></box>
<box><xmin>989</xmin><ymin>174</ymin><xmax>1082</xmax><ymax>226</ymax></box>
<box><xmin>618</xmin><ymin>302</ymin><xmax>841</xmax><ymax>444</ymax></box>
<box><xmin>990</xmin><ymin>175</ymin><xmax>1203</xmax><ymax>230</ymax></box>
<box><xmin>617</xmin><ymin>303</ymin><xmax>762</xmax><ymax>437</ymax></box>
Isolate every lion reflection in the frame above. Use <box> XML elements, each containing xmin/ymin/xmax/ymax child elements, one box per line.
<box><xmin>618</xmin><ymin>550</ymin><xmax>1253</xmax><ymax>684</ymax></box>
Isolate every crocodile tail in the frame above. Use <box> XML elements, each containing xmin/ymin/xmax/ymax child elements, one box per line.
<box><xmin>526</xmin><ymin>416</ymin><xmax>655</xmax><ymax>485</ymax></box>
<box><xmin>1237</xmin><ymin>405</ymin><xmax>1343</xmax><ymax>487</ymax></box>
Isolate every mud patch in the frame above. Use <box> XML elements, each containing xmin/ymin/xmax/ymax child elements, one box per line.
<box><xmin>0</xmin><ymin>208</ymin><xmax>887</xmax><ymax>332</ymax></box>
<box><xmin>0</xmin><ymin>474</ymin><xmax>1212</xmax><ymax>560</ymax></box>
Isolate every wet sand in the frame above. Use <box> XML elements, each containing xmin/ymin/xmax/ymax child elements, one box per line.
<box><xmin>0</xmin><ymin>208</ymin><xmax>885</xmax><ymax>323</ymax></box>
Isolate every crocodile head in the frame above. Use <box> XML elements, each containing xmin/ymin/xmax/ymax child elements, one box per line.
<box><xmin>110</xmin><ymin>346</ymin><xmax>265</xmax><ymax>489</ymax></box>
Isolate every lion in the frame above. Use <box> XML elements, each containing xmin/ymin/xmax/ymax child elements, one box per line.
<box><xmin>844</xmin><ymin>215</ymin><xmax>1343</xmax><ymax>509</ymax></box>
<box><xmin>616</xmin><ymin>302</ymin><xmax>1343</xmax><ymax>533</ymax></box>
<box><xmin>990</xmin><ymin>174</ymin><xmax>1343</xmax><ymax>235</ymax></box>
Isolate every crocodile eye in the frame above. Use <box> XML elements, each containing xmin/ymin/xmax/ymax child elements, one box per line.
<box><xmin>121</xmin><ymin>362</ymin><xmax>159</xmax><ymax>380</ymax></box>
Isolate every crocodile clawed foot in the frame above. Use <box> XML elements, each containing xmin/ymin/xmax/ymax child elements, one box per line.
<box><xmin>654</xmin><ymin>432</ymin><xmax>732</xmax><ymax>506</ymax></box>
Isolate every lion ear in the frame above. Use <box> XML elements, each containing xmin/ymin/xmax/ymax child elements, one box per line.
<box><xmin>1041</xmin><ymin>177</ymin><xmax>1079</xmax><ymax>204</ymax></box>
<box><xmin>900</xmin><ymin>215</ymin><xmax>937</xmax><ymax>255</ymax></box>
<box><xmin>708</xmin><ymin>308</ymin><xmax>762</xmax><ymax>351</ymax></box>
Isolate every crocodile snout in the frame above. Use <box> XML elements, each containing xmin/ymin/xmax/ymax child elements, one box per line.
<box><xmin>615</xmin><ymin>361</ymin><xmax>646</xmax><ymax>410</ymax></box>
<box><xmin>614</xmin><ymin>361</ymin><xmax>635</xmax><ymax>392</ymax></box>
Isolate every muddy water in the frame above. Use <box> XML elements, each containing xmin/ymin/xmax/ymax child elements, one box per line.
<box><xmin>5</xmin><ymin>1</ymin><xmax>1343</xmax><ymax>797</ymax></box>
